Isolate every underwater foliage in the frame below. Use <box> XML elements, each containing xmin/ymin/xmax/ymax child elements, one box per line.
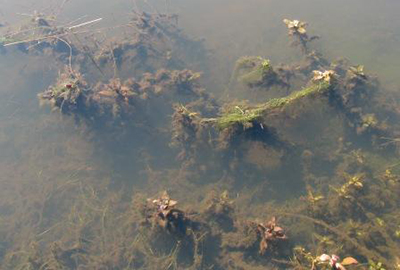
<box><xmin>3</xmin><ymin>4</ymin><xmax>400</xmax><ymax>269</ymax></box>
<box><xmin>232</xmin><ymin>56</ymin><xmax>291</xmax><ymax>89</ymax></box>
<box><xmin>39</xmin><ymin>68</ymin><xmax>215</xmax><ymax>132</ymax></box>
<box><xmin>39</xmin><ymin>69</ymin><xmax>88</xmax><ymax>114</ymax></box>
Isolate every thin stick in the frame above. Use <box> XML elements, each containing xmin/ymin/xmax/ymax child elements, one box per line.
<box><xmin>55</xmin><ymin>0</ymin><xmax>70</xmax><ymax>18</ymax></box>
<box><xmin>56</xmin><ymin>37</ymin><xmax>73</xmax><ymax>73</ymax></box>
<box><xmin>4</xmin><ymin>32</ymin><xmax>69</xmax><ymax>46</ymax></box>
<box><xmin>72</xmin><ymin>33</ymin><xmax>105</xmax><ymax>78</ymax></box>
<box><xmin>6</xmin><ymin>17</ymin><xmax>95</xmax><ymax>39</ymax></box>
<box><xmin>68</xmin><ymin>18</ymin><xmax>102</xmax><ymax>30</ymax></box>
<box><xmin>37</xmin><ymin>222</ymin><xmax>61</xmax><ymax>237</ymax></box>
<box><xmin>110</xmin><ymin>43</ymin><xmax>118</xmax><ymax>78</ymax></box>
<box><xmin>165</xmin><ymin>0</ymin><xmax>169</xmax><ymax>15</ymax></box>
<box><xmin>388</xmin><ymin>161</ymin><xmax>400</xmax><ymax>169</ymax></box>
<box><xmin>7</xmin><ymin>26</ymin><xmax>51</xmax><ymax>37</ymax></box>
<box><xmin>4</xmin><ymin>23</ymin><xmax>131</xmax><ymax>47</ymax></box>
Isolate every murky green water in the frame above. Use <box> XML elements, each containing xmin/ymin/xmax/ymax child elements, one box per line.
<box><xmin>1</xmin><ymin>0</ymin><xmax>400</xmax><ymax>269</ymax></box>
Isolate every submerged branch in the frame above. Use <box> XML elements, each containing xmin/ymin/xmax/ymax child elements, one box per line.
<box><xmin>206</xmin><ymin>82</ymin><xmax>330</xmax><ymax>130</ymax></box>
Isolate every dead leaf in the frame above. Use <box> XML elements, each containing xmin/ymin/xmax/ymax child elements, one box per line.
<box><xmin>297</xmin><ymin>27</ymin><xmax>307</xmax><ymax>34</ymax></box>
<box><xmin>341</xmin><ymin>257</ymin><xmax>358</xmax><ymax>266</ymax></box>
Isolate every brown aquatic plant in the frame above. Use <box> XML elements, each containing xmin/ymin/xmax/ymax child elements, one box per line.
<box><xmin>257</xmin><ymin>217</ymin><xmax>287</xmax><ymax>255</ymax></box>
<box><xmin>283</xmin><ymin>18</ymin><xmax>319</xmax><ymax>53</ymax></box>
<box><xmin>283</xmin><ymin>19</ymin><xmax>307</xmax><ymax>35</ymax></box>
<box><xmin>148</xmin><ymin>191</ymin><xmax>187</xmax><ymax>234</ymax></box>
<box><xmin>312</xmin><ymin>70</ymin><xmax>336</xmax><ymax>84</ymax></box>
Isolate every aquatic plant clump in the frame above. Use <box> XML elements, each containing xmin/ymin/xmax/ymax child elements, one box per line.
<box><xmin>38</xmin><ymin>69</ymin><xmax>214</xmax><ymax>131</ymax></box>
<box><xmin>232</xmin><ymin>56</ymin><xmax>291</xmax><ymax>89</ymax></box>
<box><xmin>147</xmin><ymin>191</ymin><xmax>188</xmax><ymax>234</ymax></box>
<box><xmin>39</xmin><ymin>70</ymin><xmax>88</xmax><ymax>114</ymax></box>
<box><xmin>170</xmin><ymin>105</ymin><xmax>201</xmax><ymax>159</ymax></box>
<box><xmin>94</xmin><ymin>11</ymin><xmax>209</xmax><ymax>79</ymax></box>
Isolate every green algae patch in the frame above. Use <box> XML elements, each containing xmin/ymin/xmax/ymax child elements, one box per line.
<box><xmin>216</xmin><ymin>105</ymin><xmax>265</xmax><ymax>130</ymax></box>
<box><xmin>216</xmin><ymin>82</ymin><xmax>330</xmax><ymax>130</ymax></box>
<box><xmin>265</xmin><ymin>82</ymin><xmax>329</xmax><ymax>108</ymax></box>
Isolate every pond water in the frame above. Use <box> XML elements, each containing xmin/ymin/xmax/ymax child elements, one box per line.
<box><xmin>1</xmin><ymin>0</ymin><xmax>400</xmax><ymax>269</ymax></box>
